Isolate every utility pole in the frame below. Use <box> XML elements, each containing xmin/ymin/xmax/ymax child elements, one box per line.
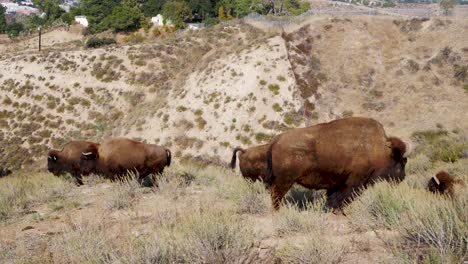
<box><xmin>38</xmin><ymin>26</ymin><xmax>42</xmax><ymax>51</ymax></box>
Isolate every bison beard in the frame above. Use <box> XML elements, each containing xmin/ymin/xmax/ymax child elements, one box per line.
<box><xmin>265</xmin><ymin>117</ymin><xmax>408</xmax><ymax>211</ymax></box>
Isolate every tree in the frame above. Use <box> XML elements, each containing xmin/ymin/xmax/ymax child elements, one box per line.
<box><xmin>103</xmin><ymin>3</ymin><xmax>144</xmax><ymax>32</ymax></box>
<box><xmin>6</xmin><ymin>22</ymin><xmax>24</xmax><ymax>38</ymax></box>
<box><xmin>162</xmin><ymin>1</ymin><xmax>191</xmax><ymax>29</ymax></box>
<box><xmin>0</xmin><ymin>5</ymin><xmax>7</xmax><ymax>34</ymax></box>
<box><xmin>439</xmin><ymin>0</ymin><xmax>455</xmax><ymax>15</ymax></box>
<box><xmin>142</xmin><ymin>0</ymin><xmax>168</xmax><ymax>17</ymax></box>
<box><xmin>80</xmin><ymin>0</ymin><xmax>120</xmax><ymax>33</ymax></box>
<box><xmin>32</xmin><ymin>0</ymin><xmax>64</xmax><ymax>22</ymax></box>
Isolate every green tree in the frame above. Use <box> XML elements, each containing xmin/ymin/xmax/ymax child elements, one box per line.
<box><xmin>0</xmin><ymin>5</ymin><xmax>7</xmax><ymax>33</ymax></box>
<box><xmin>80</xmin><ymin>0</ymin><xmax>120</xmax><ymax>32</ymax></box>
<box><xmin>162</xmin><ymin>1</ymin><xmax>192</xmax><ymax>29</ymax></box>
<box><xmin>141</xmin><ymin>0</ymin><xmax>167</xmax><ymax>17</ymax></box>
<box><xmin>439</xmin><ymin>0</ymin><xmax>455</xmax><ymax>15</ymax></box>
<box><xmin>7</xmin><ymin>22</ymin><xmax>24</xmax><ymax>38</ymax></box>
<box><xmin>32</xmin><ymin>0</ymin><xmax>64</xmax><ymax>22</ymax></box>
<box><xmin>103</xmin><ymin>2</ymin><xmax>144</xmax><ymax>32</ymax></box>
<box><xmin>61</xmin><ymin>12</ymin><xmax>74</xmax><ymax>25</ymax></box>
<box><xmin>24</xmin><ymin>15</ymin><xmax>45</xmax><ymax>31</ymax></box>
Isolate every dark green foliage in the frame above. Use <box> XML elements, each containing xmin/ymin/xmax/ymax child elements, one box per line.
<box><xmin>86</xmin><ymin>37</ymin><xmax>116</xmax><ymax>48</ymax></box>
<box><xmin>0</xmin><ymin>5</ymin><xmax>6</xmax><ymax>33</ymax></box>
<box><xmin>162</xmin><ymin>1</ymin><xmax>192</xmax><ymax>29</ymax></box>
<box><xmin>80</xmin><ymin>0</ymin><xmax>120</xmax><ymax>33</ymax></box>
<box><xmin>32</xmin><ymin>0</ymin><xmax>65</xmax><ymax>22</ymax></box>
<box><xmin>6</xmin><ymin>23</ymin><xmax>24</xmax><ymax>38</ymax></box>
<box><xmin>103</xmin><ymin>3</ymin><xmax>144</xmax><ymax>32</ymax></box>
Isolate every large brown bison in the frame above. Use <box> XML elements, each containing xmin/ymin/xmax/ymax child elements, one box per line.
<box><xmin>47</xmin><ymin>141</ymin><xmax>100</xmax><ymax>185</ymax></box>
<box><xmin>427</xmin><ymin>171</ymin><xmax>465</xmax><ymax>198</ymax></box>
<box><xmin>231</xmin><ymin>144</ymin><xmax>269</xmax><ymax>182</ymax></box>
<box><xmin>80</xmin><ymin>137</ymin><xmax>171</xmax><ymax>182</ymax></box>
<box><xmin>266</xmin><ymin>117</ymin><xmax>408</xmax><ymax>211</ymax></box>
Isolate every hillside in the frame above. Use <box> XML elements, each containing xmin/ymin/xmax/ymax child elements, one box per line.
<box><xmin>1</xmin><ymin>16</ymin><xmax>467</xmax><ymax>170</ymax></box>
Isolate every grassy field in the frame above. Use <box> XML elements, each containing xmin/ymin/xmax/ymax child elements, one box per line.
<box><xmin>0</xmin><ymin>154</ymin><xmax>466</xmax><ymax>263</ymax></box>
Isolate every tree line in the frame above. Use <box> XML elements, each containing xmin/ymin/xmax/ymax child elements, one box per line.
<box><xmin>0</xmin><ymin>0</ymin><xmax>310</xmax><ymax>37</ymax></box>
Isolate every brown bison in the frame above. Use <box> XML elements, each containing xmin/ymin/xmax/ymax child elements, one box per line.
<box><xmin>80</xmin><ymin>137</ymin><xmax>171</xmax><ymax>183</ymax></box>
<box><xmin>47</xmin><ymin>141</ymin><xmax>100</xmax><ymax>185</ymax></box>
<box><xmin>427</xmin><ymin>171</ymin><xmax>465</xmax><ymax>198</ymax></box>
<box><xmin>230</xmin><ymin>144</ymin><xmax>269</xmax><ymax>182</ymax></box>
<box><xmin>266</xmin><ymin>117</ymin><xmax>408</xmax><ymax>211</ymax></box>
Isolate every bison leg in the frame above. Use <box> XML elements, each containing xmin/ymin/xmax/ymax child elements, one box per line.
<box><xmin>73</xmin><ymin>172</ymin><xmax>84</xmax><ymax>186</ymax></box>
<box><xmin>270</xmin><ymin>183</ymin><xmax>293</xmax><ymax>211</ymax></box>
<box><xmin>326</xmin><ymin>183</ymin><xmax>363</xmax><ymax>210</ymax></box>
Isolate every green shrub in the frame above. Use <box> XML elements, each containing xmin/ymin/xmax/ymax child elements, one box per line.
<box><xmin>412</xmin><ymin>130</ymin><xmax>465</xmax><ymax>163</ymax></box>
<box><xmin>268</xmin><ymin>84</ymin><xmax>280</xmax><ymax>95</ymax></box>
<box><xmin>272</xmin><ymin>103</ymin><xmax>283</xmax><ymax>112</ymax></box>
<box><xmin>86</xmin><ymin>37</ymin><xmax>116</xmax><ymax>49</ymax></box>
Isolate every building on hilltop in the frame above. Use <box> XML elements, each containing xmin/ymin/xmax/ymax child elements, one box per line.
<box><xmin>151</xmin><ymin>14</ymin><xmax>172</xmax><ymax>26</ymax></box>
<box><xmin>74</xmin><ymin>15</ymin><xmax>88</xmax><ymax>27</ymax></box>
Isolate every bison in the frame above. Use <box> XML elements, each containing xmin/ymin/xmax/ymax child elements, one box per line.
<box><xmin>266</xmin><ymin>117</ymin><xmax>408</xmax><ymax>211</ymax></box>
<box><xmin>80</xmin><ymin>137</ymin><xmax>171</xmax><ymax>183</ymax></box>
<box><xmin>47</xmin><ymin>141</ymin><xmax>100</xmax><ymax>185</ymax></box>
<box><xmin>0</xmin><ymin>167</ymin><xmax>12</xmax><ymax>178</ymax></box>
<box><xmin>230</xmin><ymin>144</ymin><xmax>269</xmax><ymax>182</ymax></box>
<box><xmin>427</xmin><ymin>171</ymin><xmax>465</xmax><ymax>198</ymax></box>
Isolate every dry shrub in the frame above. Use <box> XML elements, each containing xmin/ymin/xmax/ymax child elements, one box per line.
<box><xmin>167</xmin><ymin>208</ymin><xmax>256</xmax><ymax>263</ymax></box>
<box><xmin>106</xmin><ymin>174</ymin><xmax>142</xmax><ymax>210</ymax></box>
<box><xmin>347</xmin><ymin>181</ymin><xmax>467</xmax><ymax>262</ymax></box>
<box><xmin>274</xmin><ymin>197</ymin><xmax>327</xmax><ymax>236</ymax></box>
<box><xmin>275</xmin><ymin>235</ymin><xmax>348</xmax><ymax>264</ymax></box>
<box><xmin>0</xmin><ymin>173</ymin><xmax>73</xmax><ymax>222</ymax></box>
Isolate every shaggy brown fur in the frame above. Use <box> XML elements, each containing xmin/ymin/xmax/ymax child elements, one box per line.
<box><xmin>47</xmin><ymin>141</ymin><xmax>100</xmax><ymax>185</ymax></box>
<box><xmin>80</xmin><ymin>137</ymin><xmax>171</xmax><ymax>182</ymax></box>
<box><xmin>266</xmin><ymin>117</ymin><xmax>408</xmax><ymax>211</ymax></box>
<box><xmin>427</xmin><ymin>171</ymin><xmax>465</xmax><ymax>198</ymax></box>
<box><xmin>230</xmin><ymin>144</ymin><xmax>269</xmax><ymax>182</ymax></box>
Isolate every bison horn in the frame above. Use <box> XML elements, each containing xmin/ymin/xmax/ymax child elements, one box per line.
<box><xmin>403</xmin><ymin>142</ymin><xmax>412</xmax><ymax>158</ymax></box>
<box><xmin>432</xmin><ymin>175</ymin><xmax>440</xmax><ymax>186</ymax></box>
<box><xmin>82</xmin><ymin>152</ymin><xmax>94</xmax><ymax>156</ymax></box>
<box><xmin>48</xmin><ymin>155</ymin><xmax>57</xmax><ymax>161</ymax></box>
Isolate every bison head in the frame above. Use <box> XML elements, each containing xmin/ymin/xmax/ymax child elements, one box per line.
<box><xmin>47</xmin><ymin>150</ymin><xmax>61</xmax><ymax>176</ymax></box>
<box><xmin>383</xmin><ymin>137</ymin><xmax>409</xmax><ymax>183</ymax></box>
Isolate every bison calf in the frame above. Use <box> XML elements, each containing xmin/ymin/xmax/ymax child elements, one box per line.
<box><xmin>47</xmin><ymin>141</ymin><xmax>100</xmax><ymax>185</ymax></box>
<box><xmin>427</xmin><ymin>171</ymin><xmax>465</xmax><ymax>198</ymax></box>
<box><xmin>230</xmin><ymin>144</ymin><xmax>269</xmax><ymax>182</ymax></box>
<box><xmin>80</xmin><ymin>137</ymin><xmax>171</xmax><ymax>184</ymax></box>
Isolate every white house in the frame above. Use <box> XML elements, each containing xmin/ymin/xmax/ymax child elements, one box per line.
<box><xmin>151</xmin><ymin>14</ymin><xmax>172</xmax><ymax>26</ymax></box>
<box><xmin>74</xmin><ymin>16</ymin><xmax>88</xmax><ymax>27</ymax></box>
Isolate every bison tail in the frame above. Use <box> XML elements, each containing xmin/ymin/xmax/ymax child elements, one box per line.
<box><xmin>387</xmin><ymin>137</ymin><xmax>407</xmax><ymax>159</ymax></box>
<box><xmin>166</xmin><ymin>149</ymin><xmax>172</xmax><ymax>167</ymax></box>
<box><xmin>265</xmin><ymin>145</ymin><xmax>274</xmax><ymax>188</ymax></box>
<box><xmin>230</xmin><ymin>147</ymin><xmax>245</xmax><ymax>169</ymax></box>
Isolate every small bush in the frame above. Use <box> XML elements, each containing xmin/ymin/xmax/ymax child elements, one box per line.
<box><xmin>268</xmin><ymin>84</ymin><xmax>280</xmax><ymax>95</ymax></box>
<box><xmin>272</xmin><ymin>103</ymin><xmax>283</xmax><ymax>112</ymax></box>
<box><xmin>86</xmin><ymin>37</ymin><xmax>116</xmax><ymax>49</ymax></box>
<box><xmin>176</xmin><ymin>105</ymin><xmax>188</xmax><ymax>112</ymax></box>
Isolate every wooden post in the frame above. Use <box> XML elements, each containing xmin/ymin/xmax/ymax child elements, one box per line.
<box><xmin>38</xmin><ymin>26</ymin><xmax>42</xmax><ymax>51</ymax></box>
